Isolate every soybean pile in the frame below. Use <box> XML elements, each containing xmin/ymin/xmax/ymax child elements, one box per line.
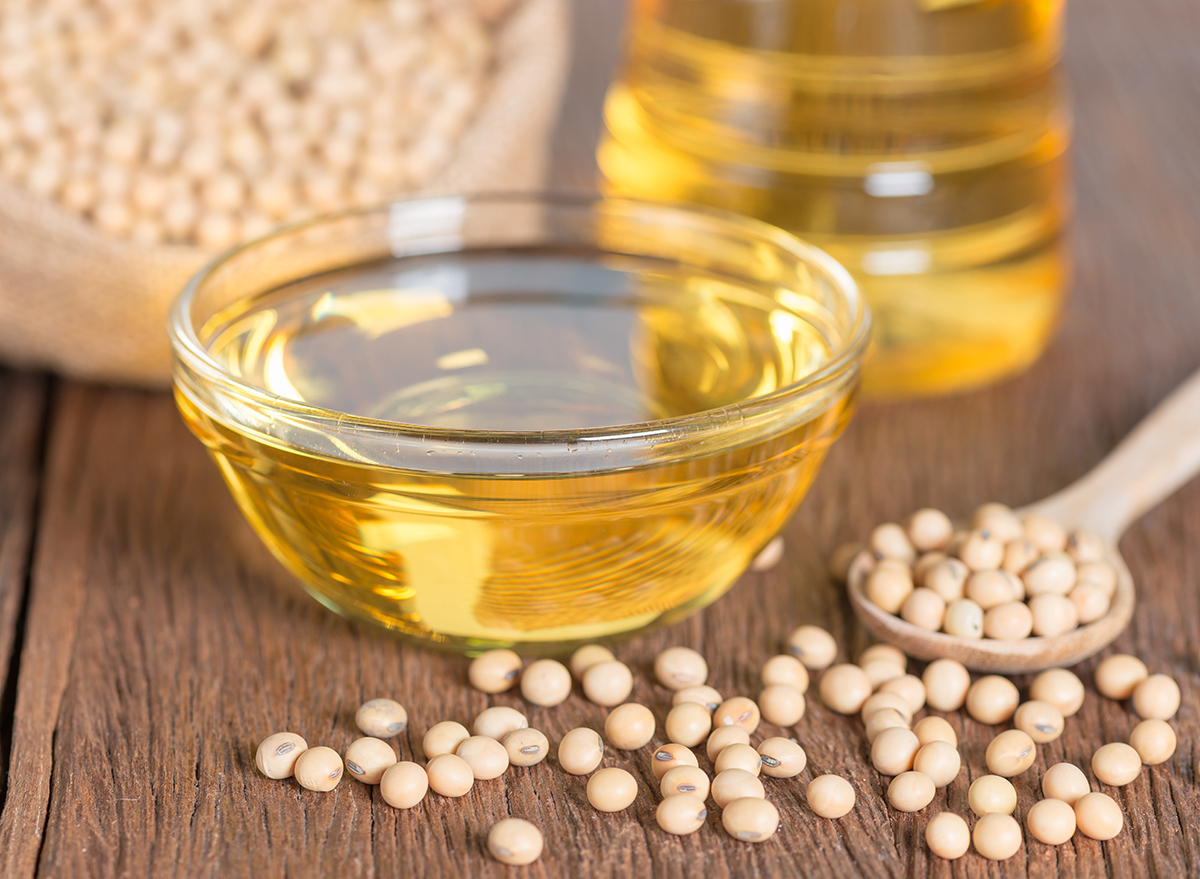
<box><xmin>254</xmin><ymin>602</ymin><xmax>1182</xmax><ymax>865</ymax></box>
<box><xmin>0</xmin><ymin>0</ymin><xmax>507</xmax><ymax>249</ymax></box>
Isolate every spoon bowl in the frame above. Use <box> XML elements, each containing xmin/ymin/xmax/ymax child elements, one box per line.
<box><xmin>848</xmin><ymin>365</ymin><xmax>1200</xmax><ymax>672</ymax></box>
<box><xmin>847</xmin><ymin>541</ymin><xmax>1136</xmax><ymax>674</ymax></box>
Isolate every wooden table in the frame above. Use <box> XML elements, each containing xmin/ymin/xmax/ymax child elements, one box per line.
<box><xmin>2</xmin><ymin>1</ymin><xmax>1199</xmax><ymax>876</ymax></box>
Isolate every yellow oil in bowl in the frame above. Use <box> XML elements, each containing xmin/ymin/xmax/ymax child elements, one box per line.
<box><xmin>171</xmin><ymin>196</ymin><xmax>869</xmax><ymax>652</ymax></box>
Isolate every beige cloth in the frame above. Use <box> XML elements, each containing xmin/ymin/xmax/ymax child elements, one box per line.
<box><xmin>0</xmin><ymin>0</ymin><xmax>569</xmax><ymax>386</ymax></box>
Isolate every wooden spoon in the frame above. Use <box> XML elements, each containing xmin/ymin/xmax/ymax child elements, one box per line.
<box><xmin>849</xmin><ymin>366</ymin><xmax>1200</xmax><ymax>673</ymax></box>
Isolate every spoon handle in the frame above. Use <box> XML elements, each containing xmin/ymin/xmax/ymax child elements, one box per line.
<box><xmin>1023</xmin><ymin>365</ymin><xmax>1200</xmax><ymax>542</ymax></box>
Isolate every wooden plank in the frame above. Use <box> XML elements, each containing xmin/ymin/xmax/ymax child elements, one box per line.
<box><xmin>0</xmin><ymin>371</ymin><xmax>47</xmax><ymax>807</ymax></box>
<box><xmin>0</xmin><ymin>383</ymin><xmax>97</xmax><ymax>878</ymax></box>
<box><xmin>4</xmin><ymin>0</ymin><xmax>1200</xmax><ymax>876</ymax></box>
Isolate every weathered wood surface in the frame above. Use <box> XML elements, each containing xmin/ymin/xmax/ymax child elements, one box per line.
<box><xmin>0</xmin><ymin>372</ymin><xmax>46</xmax><ymax>809</ymax></box>
<box><xmin>3</xmin><ymin>0</ymin><xmax>1200</xmax><ymax>876</ymax></box>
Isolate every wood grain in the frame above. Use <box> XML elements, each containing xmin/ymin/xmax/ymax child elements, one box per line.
<box><xmin>2</xmin><ymin>0</ymin><xmax>1200</xmax><ymax>877</ymax></box>
<box><xmin>0</xmin><ymin>372</ymin><xmax>46</xmax><ymax>806</ymax></box>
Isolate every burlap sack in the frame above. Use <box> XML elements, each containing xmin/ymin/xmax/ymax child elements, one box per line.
<box><xmin>0</xmin><ymin>0</ymin><xmax>569</xmax><ymax>386</ymax></box>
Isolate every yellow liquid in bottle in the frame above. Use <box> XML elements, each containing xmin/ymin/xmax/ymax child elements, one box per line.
<box><xmin>179</xmin><ymin>249</ymin><xmax>854</xmax><ymax>650</ymax></box>
<box><xmin>600</xmin><ymin>0</ymin><xmax>1070</xmax><ymax>396</ymax></box>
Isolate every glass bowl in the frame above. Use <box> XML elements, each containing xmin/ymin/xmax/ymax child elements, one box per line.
<box><xmin>169</xmin><ymin>194</ymin><xmax>870</xmax><ymax>653</ymax></box>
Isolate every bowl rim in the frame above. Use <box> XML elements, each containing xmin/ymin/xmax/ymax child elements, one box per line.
<box><xmin>169</xmin><ymin>192</ymin><xmax>872</xmax><ymax>445</ymax></box>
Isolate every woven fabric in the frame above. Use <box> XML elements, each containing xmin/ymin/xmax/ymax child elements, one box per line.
<box><xmin>0</xmin><ymin>0</ymin><xmax>569</xmax><ymax>386</ymax></box>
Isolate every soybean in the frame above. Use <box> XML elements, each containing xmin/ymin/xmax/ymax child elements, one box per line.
<box><xmin>355</xmin><ymin>698</ymin><xmax>408</xmax><ymax>738</ymax></box>
<box><xmin>757</xmin><ymin>738</ymin><xmax>807</xmax><ymax>778</ymax></box>
<box><xmin>569</xmin><ymin>644</ymin><xmax>615</xmax><ymax>680</ymax></box>
<box><xmin>456</xmin><ymin>735</ymin><xmax>509</xmax><ymax>780</ymax></box>
<box><xmin>985</xmin><ymin>729</ymin><xmax>1036</xmax><ymax>777</ymax></box>
<box><xmin>870</xmin><ymin>727</ymin><xmax>920</xmax><ymax>776</ymax></box>
<box><xmin>582</xmin><ymin>660</ymin><xmax>634</xmax><ymax>707</ymax></box>
<box><xmin>974</xmin><ymin>503</ymin><xmax>1023</xmax><ymax>542</ymax></box>
<box><xmin>901</xmin><ymin>588</ymin><xmax>946</xmax><ymax>631</ymax></box>
<box><xmin>942</xmin><ymin>599</ymin><xmax>984</xmax><ymax>639</ymax></box>
<box><xmin>887</xmin><ymin>771</ymin><xmax>935</xmax><ymax>812</ymax></box>
<box><xmin>380</xmin><ymin>762</ymin><xmax>429</xmax><ymax>809</ymax></box>
<box><xmin>343</xmin><ymin>737</ymin><xmax>396</xmax><ymax>784</ymax></box>
<box><xmin>860</xmin><ymin>692</ymin><xmax>913</xmax><ymax>725</ymax></box>
<box><xmin>913</xmin><ymin>741</ymin><xmax>961</xmax><ymax>787</ymax></box>
<box><xmin>859</xmin><ymin>644</ymin><xmax>908</xmax><ymax>669</ymax></box>
<box><xmin>1075</xmin><ymin>792</ymin><xmax>1123</xmax><ymax>840</ymax></box>
<box><xmin>972</xmin><ymin>813</ymin><xmax>1022</xmax><ymax>860</ymax></box>
<box><xmin>469</xmin><ymin>650</ymin><xmax>522</xmax><ymax>694</ymax></box>
<box><xmin>1023</xmin><ymin>513</ymin><xmax>1067</xmax><ymax>552</ymax></box>
<box><xmin>1029</xmin><ymin>593</ymin><xmax>1079</xmax><ymax>637</ymax></box>
<box><xmin>558</xmin><ymin>728</ymin><xmax>604</xmax><ymax>775</ymax></box>
<box><xmin>294</xmin><ymin>746</ymin><xmax>344</xmax><ymax>792</ymax></box>
<box><xmin>713</xmin><ymin>696</ymin><xmax>761</xmax><ymax>734</ymax></box>
<box><xmin>721</xmin><ymin>797</ymin><xmax>779</xmax><ymax>843</ymax></box>
<box><xmin>761</xmin><ymin>654</ymin><xmax>810</xmax><ymax>692</ymax></box>
<box><xmin>487</xmin><ymin>818</ymin><xmax>544</xmax><ymax>865</ymax></box>
<box><xmin>1014</xmin><ymin>700</ymin><xmax>1065</xmax><ymax>744</ymax></box>
<box><xmin>865</xmin><ymin>709</ymin><xmax>911</xmax><ymax>744</ymax></box>
<box><xmin>711</xmin><ymin>769</ymin><xmax>765</xmax><ymax>808</ymax></box>
<box><xmin>959</xmin><ymin>528</ymin><xmax>1005</xmax><ymax>571</ymax></box>
<box><xmin>651</xmin><ymin>742</ymin><xmax>699</xmax><ymax>780</ymax></box>
<box><xmin>983</xmin><ymin>601</ymin><xmax>1033</xmax><ymax>640</ymax></box>
<box><xmin>806</xmin><ymin>775</ymin><xmax>855</xmax><ymax>818</ymax></box>
<box><xmin>866</xmin><ymin>564</ymin><xmax>913</xmax><ymax>614</ymax></box>
<box><xmin>473</xmin><ymin>706</ymin><xmax>528</xmax><ymax>740</ymax></box>
<box><xmin>660</xmin><ymin>765</ymin><xmax>711</xmax><ymax>800</ymax></box>
<box><xmin>1022</xmin><ymin>553</ymin><xmax>1077</xmax><ymax>596</ymax></box>
<box><xmin>913</xmin><ymin>716</ymin><xmax>957</xmax><ymax>749</ymax></box>
<box><xmin>714</xmin><ymin>742</ymin><xmax>762</xmax><ymax>777</ymax></box>
<box><xmin>1091</xmin><ymin>742</ymin><xmax>1141</xmax><ymax>787</ymax></box>
<box><xmin>654</xmin><ymin>647</ymin><xmax>708</xmax><ymax>690</ymax></box>
<box><xmin>1042</xmin><ymin>762</ymin><xmax>1090</xmax><ymax>805</ymax></box>
<box><xmin>1132</xmin><ymin>674</ymin><xmax>1181</xmax><ymax>720</ymax></box>
<box><xmin>1027</xmin><ymin>798</ymin><xmax>1077</xmax><ymax>845</ymax></box>
<box><xmin>906</xmin><ymin>508</ymin><xmax>953</xmax><ymax>551</ymax></box>
<box><xmin>878</xmin><ymin>674</ymin><xmax>927</xmax><ymax>714</ymax></box>
<box><xmin>1029</xmin><ymin>668</ymin><xmax>1085</xmax><ymax>717</ymax></box>
<box><xmin>423</xmin><ymin>721</ymin><xmax>471</xmax><ymax>760</ymax></box>
<box><xmin>966</xmin><ymin>676</ymin><xmax>1020</xmax><ymax>725</ymax></box>
<box><xmin>502</xmin><ymin>728</ymin><xmax>549</xmax><ymax>767</ymax></box>
<box><xmin>925</xmin><ymin>812</ymin><xmax>970</xmax><ymax>859</ymax></box>
<box><xmin>520</xmin><ymin>659</ymin><xmax>572</xmax><ymax>707</ymax></box>
<box><xmin>255</xmin><ymin>732</ymin><xmax>307</xmax><ymax>780</ymax></box>
<box><xmin>587</xmin><ymin>767</ymin><xmax>638</xmax><ymax>812</ymax></box>
<box><xmin>922</xmin><ymin>659</ymin><xmax>971</xmax><ymax>712</ymax></box>
<box><xmin>758</xmin><ymin>685</ymin><xmax>806</xmax><ymax>727</ymax></box>
<box><xmin>706</xmin><ymin>725</ymin><xmax>751</xmax><ymax>761</ymax></box>
<box><xmin>656</xmin><ymin>793</ymin><xmax>708</xmax><ymax>836</ymax></box>
<box><xmin>427</xmin><ymin>753</ymin><xmax>474</xmax><ymax>797</ymax></box>
<box><xmin>605</xmin><ymin>703</ymin><xmax>656</xmax><ymax>750</ymax></box>
<box><xmin>870</xmin><ymin>522</ymin><xmax>916</xmax><ymax>562</ymax></box>
<box><xmin>969</xmin><ymin>775</ymin><xmax>1017</xmax><ymax>816</ymax></box>
<box><xmin>819</xmin><ymin>664</ymin><xmax>873</xmax><ymax>715</ymax></box>
<box><xmin>1094</xmin><ymin>653</ymin><xmax>1147</xmax><ymax>701</ymax></box>
<box><xmin>1129</xmin><ymin>718</ymin><xmax>1177</xmax><ymax>765</ymax></box>
<box><xmin>665</xmin><ymin>701</ymin><xmax>712</xmax><ymax>747</ymax></box>
<box><xmin>786</xmin><ymin>625</ymin><xmax>838</xmax><ymax>669</ymax></box>
<box><xmin>861</xmin><ymin>659</ymin><xmax>905</xmax><ymax>689</ymax></box>
<box><xmin>672</xmin><ymin>685</ymin><xmax>723</xmax><ymax>713</ymax></box>
<box><xmin>925</xmin><ymin>558</ymin><xmax>970</xmax><ymax>603</ymax></box>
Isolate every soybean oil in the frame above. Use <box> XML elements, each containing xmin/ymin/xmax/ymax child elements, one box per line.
<box><xmin>600</xmin><ymin>0</ymin><xmax>1070</xmax><ymax>396</ymax></box>
<box><xmin>179</xmin><ymin>250</ymin><xmax>853</xmax><ymax>648</ymax></box>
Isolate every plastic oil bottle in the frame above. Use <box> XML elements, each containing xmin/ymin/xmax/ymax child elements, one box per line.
<box><xmin>599</xmin><ymin>0</ymin><xmax>1070</xmax><ymax>396</ymax></box>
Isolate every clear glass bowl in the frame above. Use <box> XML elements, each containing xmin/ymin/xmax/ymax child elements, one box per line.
<box><xmin>169</xmin><ymin>194</ymin><xmax>871</xmax><ymax>653</ymax></box>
